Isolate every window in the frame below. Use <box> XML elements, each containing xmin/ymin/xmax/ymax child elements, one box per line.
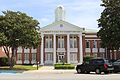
<box><xmin>93</xmin><ymin>40</ymin><xmax>97</xmax><ymax>48</ymax></box>
<box><xmin>32</xmin><ymin>53</ymin><xmax>36</xmax><ymax>61</ymax></box>
<box><xmin>70</xmin><ymin>53</ymin><xmax>77</xmax><ymax>61</ymax></box>
<box><xmin>86</xmin><ymin>40</ymin><xmax>90</xmax><ymax>48</ymax></box>
<box><xmin>24</xmin><ymin>53</ymin><xmax>29</xmax><ymax>61</ymax></box>
<box><xmin>17</xmin><ymin>53</ymin><xmax>22</xmax><ymax>60</ymax></box>
<box><xmin>70</xmin><ymin>36</ymin><xmax>77</xmax><ymax>48</ymax></box>
<box><xmin>45</xmin><ymin>36</ymin><xmax>52</xmax><ymax>48</ymax></box>
<box><xmin>45</xmin><ymin>53</ymin><xmax>53</xmax><ymax>61</ymax></box>
<box><xmin>58</xmin><ymin>36</ymin><xmax>64</xmax><ymax>48</ymax></box>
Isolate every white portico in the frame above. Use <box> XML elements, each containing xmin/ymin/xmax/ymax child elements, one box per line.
<box><xmin>40</xmin><ymin>6</ymin><xmax>85</xmax><ymax>65</ymax></box>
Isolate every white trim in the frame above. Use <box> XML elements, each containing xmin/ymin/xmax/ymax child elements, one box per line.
<box><xmin>40</xmin><ymin>34</ymin><xmax>44</xmax><ymax>65</ymax></box>
<box><xmin>67</xmin><ymin>34</ymin><xmax>70</xmax><ymax>63</ymax></box>
<box><xmin>79</xmin><ymin>33</ymin><xmax>83</xmax><ymax>64</ymax></box>
<box><xmin>85</xmin><ymin>35</ymin><xmax>97</xmax><ymax>37</ymax></box>
<box><xmin>85</xmin><ymin>39</ymin><xmax>101</xmax><ymax>40</ymax></box>
<box><xmin>57</xmin><ymin>48</ymin><xmax>66</xmax><ymax>52</ymax></box>
<box><xmin>53</xmin><ymin>34</ymin><xmax>56</xmax><ymax>64</ymax></box>
<box><xmin>45</xmin><ymin>48</ymin><xmax>53</xmax><ymax>52</ymax></box>
<box><xmin>69</xmin><ymin>48</ymin><xmax>78</xmax><ymax>52</ymax></box>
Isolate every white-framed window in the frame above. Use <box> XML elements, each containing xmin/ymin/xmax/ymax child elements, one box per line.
<box><xmin>24</xmin><ymin>53</ymin><xmax>29</xmax><ymax>61</ymax></box>
<box><xmin>93</xmin><ymin>40</ymin><xmax>97</xmax><ymax>48</ymax></box>
<box><xmin>70</xmin><ymin>53</ymin><xmax>77</xmax><ymax>61</ymax></box>
<box><xmin>58</xmin><ymin>36</ymin><xmax>64</xmax><ymax>48</ymax></box>
<box><xmin>45</xmin><ymin>53</ymin><xmax>53</xmax><ymax>61</ymax></box>
<box><xmin>17</xmin><ymin>53</ymin><xmax>22</xmax><ymax>60</ymax></box>
<box><xmin>70</xmin><ymin>36</ymin><xmax>77</xmax><ymax>48</ymax></box>
<box><xmin>45</xmin><ymin>36</ymin><xmax>52</xmax><ymax>48</ymax></box>
<box><xmin>32</xmin><ymin>53</ymin><xmax>36</xmax><ymax>61</ymax></box>
<box><xmin>86</xmin><ymin>40</ymin><xmax>90</xmax><ymax>48</ymax></box>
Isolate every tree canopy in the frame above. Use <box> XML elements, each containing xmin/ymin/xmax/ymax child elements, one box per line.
<box><xmin>0</xmin><ymin>10</ymin><xmax>40</xmax><ymax>48</ymax></box>
<box><xmin>97</xmin><ymin>0</ymin><xmax>120</xmax><ymax>50</ymax></box>
<box><xmin>0</xmin><ymin>10</ymin><xmax>40</xmax><ymax>68</ymax></box>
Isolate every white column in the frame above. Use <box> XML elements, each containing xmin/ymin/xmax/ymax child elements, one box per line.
<box><xmin>53</xmin><ymin>34</ymin><xmax>56</xmax><ymax>64</ymax></box>
<box><xmin>114</xmin><ymin>50</ymin><xmax>116</xmax><ymax>60</ymax></box>
<box><xmin>67</xmin><ymin>34</ymin><xmax>70</xmax><ymax>63</ymax></box>
<box><xmin>79</xmin><ymin>33</ymin><xmax>83</xmax><ymax>64</ymax></box>
<box><xmin>40</xmin><ymin>34</ymin><xmax>44</xmax><ymax>65</ymax></box>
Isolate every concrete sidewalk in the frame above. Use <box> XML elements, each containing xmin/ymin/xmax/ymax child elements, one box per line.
<box><xmin>23</xmin><ymin>66</ymin><xmax>76</xmax><ymax>74</ymax></box>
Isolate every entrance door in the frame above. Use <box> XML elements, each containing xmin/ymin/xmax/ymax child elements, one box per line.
<box><xmin>58</xmin><ymin>52</ymin><xmax>65</xmax><ymax>63</ymax></box>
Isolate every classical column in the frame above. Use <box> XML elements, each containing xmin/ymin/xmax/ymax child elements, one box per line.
<box><xmin>40</xmin><ymin>34</ymin><xmax>44</xmax><ymax>65</ymax></box>
<box><xmin>79</xmin><ymin>33</ymin><xmax>83</xmax><ymax>64</ymax></box>
<box><xmin>53</xmin><ymin>34</ymin><xmax>56</xmax><ymax>64</ymax></box>
<box><xmin>67</xmin><ymin>34</ymin><xmax>70</xmax><ymax>63</ymax></box>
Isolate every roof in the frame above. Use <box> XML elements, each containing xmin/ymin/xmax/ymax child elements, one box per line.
<box><xmin>85</xmin><ymin>28</ymin><xmax>99</xmax><ymax>33</ymax></box>
<box><xmin>40</xmin><ymin>20</ymin><xmax>85</xmax><ymax>32</ymax></box>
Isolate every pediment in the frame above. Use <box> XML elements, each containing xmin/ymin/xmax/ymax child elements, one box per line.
<box><xmin>40</xmin><ymin>20</ymin><xmax>84</xmax><ymax>32</ymax></box>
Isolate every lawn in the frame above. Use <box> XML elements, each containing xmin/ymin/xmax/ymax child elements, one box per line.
<box><xmin>0</xmin><ymin>65</ymin><xmax>41</xmax><ymax>70</ymax></box>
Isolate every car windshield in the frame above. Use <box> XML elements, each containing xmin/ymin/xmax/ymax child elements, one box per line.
<box><xmin>104</xmin><ymin>60</ymin><xmax>111</xmax><ymax>64</ymax></box>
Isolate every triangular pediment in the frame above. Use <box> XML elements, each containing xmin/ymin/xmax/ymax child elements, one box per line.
<box><xmin>40</xmin><ymin>20</ymin><xmax>84</xmax><ymax>32</ymax></box>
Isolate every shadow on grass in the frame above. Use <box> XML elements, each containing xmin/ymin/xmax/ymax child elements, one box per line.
<box><xmin>0</xmin><ymin>65</ymin><xmax>41</xmax><ymax>73</ymax></box>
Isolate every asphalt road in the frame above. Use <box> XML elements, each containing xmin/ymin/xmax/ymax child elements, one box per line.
<box><xmin>0</xmin><ymin>70</ymin><xmax>120</xmax><ymax>80</ymax></box>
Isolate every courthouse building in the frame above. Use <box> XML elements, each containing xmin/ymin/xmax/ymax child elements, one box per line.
<box><xmin>0</xmin><ymin>6</ymin><xmax>119</xmax><ymax>65</ymax></box>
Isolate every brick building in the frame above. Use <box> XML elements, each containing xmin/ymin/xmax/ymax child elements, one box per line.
<box><xmin>0</xmin><ymin>6</ymin><xmax>119</xmax><ymax>65</ymax></box>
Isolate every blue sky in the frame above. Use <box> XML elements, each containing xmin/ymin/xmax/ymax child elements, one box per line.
<box><xmin>0</xmin><ymin>0</ymin><xmax>103</xmax><ymax>29</ymax></box>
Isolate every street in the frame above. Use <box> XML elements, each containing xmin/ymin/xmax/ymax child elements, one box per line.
<box><xmin>0</xmin><ymin>70</ymin><xmax>120</xmax><ymax>80</ymax></box>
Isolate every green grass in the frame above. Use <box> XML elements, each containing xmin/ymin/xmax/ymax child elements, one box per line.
<box><xmin>0</xmin><ymin>65</ymin><xmax>41</xmax><ymax>70</ymax></box>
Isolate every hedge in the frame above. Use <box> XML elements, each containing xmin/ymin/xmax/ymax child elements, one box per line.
<box><xmin>54</xmin><ymin>63</ymin><xmax>75</xmax><ymax>69</ymax></box>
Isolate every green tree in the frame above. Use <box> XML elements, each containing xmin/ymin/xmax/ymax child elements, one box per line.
<box><xmin>97</xmin><ymin>0</ymin><xmax>120</xmax><ymax>50</ymax></box>
<box><xmin>0</xmin><ymin>10</ymin><xmax>40</xmax><ymax>69</ymax></box>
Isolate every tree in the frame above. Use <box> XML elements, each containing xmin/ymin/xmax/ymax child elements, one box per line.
<box><xmin>97</xmin><ymin>0</ymin><xmax>120</xmax><ymax>50</ymax></box>
<box><xmin>0</xmin><ymin>10</ymin><xmax>40</xmax><ymax>69</ymax></box>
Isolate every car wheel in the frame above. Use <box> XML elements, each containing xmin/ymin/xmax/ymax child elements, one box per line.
<box><xmin>95</xmin><ymin>69</ymin><xmax>101</xmax><ymax>74</ymax></box>
<box><xmin>77</xmin><ymin>69</ymin><xmax>82</xmax><ymax>74</ymax></box>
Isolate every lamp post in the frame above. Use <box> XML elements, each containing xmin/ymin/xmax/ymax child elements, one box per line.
<box><xmin>37</xmin><ymin>61</ymin><xmax>39</xmax><ymax>70</ymax></box>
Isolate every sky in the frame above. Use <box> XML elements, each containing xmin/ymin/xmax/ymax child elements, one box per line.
<box><xmin>0</xmin><ymin>0</ymin><xmax>104</xmax><ymax>29</ymax></box>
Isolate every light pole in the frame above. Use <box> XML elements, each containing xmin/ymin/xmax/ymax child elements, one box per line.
<box><xmin>37</xmin><ymin>61</ymin><xmax>39</xmax><ymax>70</ymax></box>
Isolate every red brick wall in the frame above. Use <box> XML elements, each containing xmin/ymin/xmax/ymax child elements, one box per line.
<box><xmin>29</xmin><ymin>48</ymin><xmax>32</xmax><ymax>64</ymax></box>
<box><xmin>64</xmin><ymin>36</ymin><xmax>67</xmax><ymax>63</ymax></box>
<box><xmin>44</xmin><ymin>36</ymin><xmax>45</xmax><ymax>63</ymax></box>
<box><xmin>56</xmin><ymin>36</ymin><xmax>58</xmax><ymax>63</ymax></box>
<box><xmin>82</xmin><ymin>35</ymin><xmax>85</xmax><ymax>57</ymax></box>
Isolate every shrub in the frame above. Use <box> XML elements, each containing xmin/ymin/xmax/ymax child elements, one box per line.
<box><xmin>0</xmin><ymin>57</ymin><xmax>9</xmax><ymax>66</ymax></box>
<box><xmin>54</xmin><ymin>63</ymin><xmax>75</xmax><ymax>69</ymax></box>
<box><xmin>83</xmin><ymin>56</ymin><xmax>93</xmax><ymax>63</ymax></box>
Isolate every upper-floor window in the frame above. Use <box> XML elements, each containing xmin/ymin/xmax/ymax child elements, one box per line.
<box><xmin>45</xmin><ymin>36</ymin><xmax>52</xmax><ymax>48</ymax></box>
<box><xmin>93</xmin><ymin>40</ymin><xmax>97</xmax><ymax>48</ymax></box>
<box><xmin>58</xmin><ymin>36</ymin><xmax>64</xmax><ymax>48</ymax></box>
<box><xmin>86</xmin><ymin>40</ymin><xmax>90</xmax><ymax>48</ymax></box>
<box><xmin>70</xmin><ymin>36</ymin><xmax>77</xmax><ymax>48</ymax></box>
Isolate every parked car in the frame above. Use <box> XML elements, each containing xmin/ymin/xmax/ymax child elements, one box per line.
<box><xmin>76</xmin><ymin>59</ymin><xmax>114</xmax><ymax>74</ymax></box>
<box><xmin>113</xmin><ymin>59</ymin><xmax>120</xmax><ymax>73</ymax></box>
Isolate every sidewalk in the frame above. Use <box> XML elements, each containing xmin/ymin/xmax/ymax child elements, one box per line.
<box><xmin>23</xmin><ymin>66</ymin><xmax>76</xmax><ymax>74</ymax></box>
